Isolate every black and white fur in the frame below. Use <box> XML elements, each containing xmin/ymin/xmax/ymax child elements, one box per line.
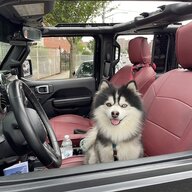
<box><xmin>81</xmin><ymin>80</ymin><xmax>144</xmax><ymax>164</ymax></box>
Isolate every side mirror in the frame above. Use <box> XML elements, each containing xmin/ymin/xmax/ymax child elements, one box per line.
<box><xmin>20</xmin><ymin>59</ymin><xmax>32</xmax><ymax>78</ymax></box>
<box><xmin>22</xmin><ymin>27</ymin><xmax>42</xmax><ymax>41</ymax></box>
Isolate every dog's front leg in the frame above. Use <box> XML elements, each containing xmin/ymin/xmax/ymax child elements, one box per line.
<box><xmin>85</xmin><ymin>146</ymin><xmax>99</xmax><ymax>164</ymax></box>
<box><xmin>80</xmin><ymin>127</ymin><xmax>98</xmax><ymax>152</ymax></box>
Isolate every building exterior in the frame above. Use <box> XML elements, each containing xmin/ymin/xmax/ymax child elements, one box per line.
<box><xmin>43</xmin><ymin>37</ymin><xmax>71</xmax><ymax>53</ymax></box>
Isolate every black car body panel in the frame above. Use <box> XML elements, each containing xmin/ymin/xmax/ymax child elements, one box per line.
<box><xmin>1</xmin><ymin>151</ymin><xmax>192</xmax><ymax>191</ymax></box>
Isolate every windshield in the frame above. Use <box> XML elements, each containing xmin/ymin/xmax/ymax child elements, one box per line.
<box><xmin>0</xmin><ymin>42</ymin><xmax>11</xmax><ymax>65</ymax></box>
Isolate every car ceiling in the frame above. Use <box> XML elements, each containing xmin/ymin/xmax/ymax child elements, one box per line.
<box><xmin>0</xmin><ymin>0</ymin><xmax>55</xmax><ymax>27</ymax></box>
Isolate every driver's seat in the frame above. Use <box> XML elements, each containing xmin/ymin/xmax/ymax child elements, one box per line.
<box><xmin>61</xmin><ymin>21</ymin><xmax>192</xmax><ymax>167</ymax></box>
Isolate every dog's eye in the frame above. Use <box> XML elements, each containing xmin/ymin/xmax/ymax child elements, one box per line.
<box><xmin>106</xmin><ymin>103</ymin><xmax>112</xmax><ymax>107</ymax></box>
<box><xmin>121</xmin><ymin>104</ymin><xmax>128</xmax><ymax>108</ymax></box>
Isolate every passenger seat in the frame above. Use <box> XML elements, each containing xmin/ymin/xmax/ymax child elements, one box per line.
<box><xmin>142</xmin><ymin>21</ymin><xmax>192</xmax><ymax>156</ymax></box>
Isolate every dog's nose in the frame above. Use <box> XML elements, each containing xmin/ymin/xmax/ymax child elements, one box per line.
<box><xmin>111</xmin><ymin>111</ymin><xmax>119</xmax><ymax>118</ymax></box>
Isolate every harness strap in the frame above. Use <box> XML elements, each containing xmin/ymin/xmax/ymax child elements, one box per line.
<box><xmin>112</xmin><ymin>143</ymin><xmax>118</xmax><ymax>161</ymax></box>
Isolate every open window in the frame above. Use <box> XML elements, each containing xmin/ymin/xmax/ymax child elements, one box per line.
<box><xmin>27</xmin><ymin>36</ymin><xmax>95</xmax><ymax>80</ymax></box>
<box><xmin>116</xmin><ymin>34</ymin><xmax>154</xmax><ymax>71</ymax></box>
<box><xmin>153</xmin><ymin>34</ymin><xmax>170</xmax><ymax>73</ymax></box>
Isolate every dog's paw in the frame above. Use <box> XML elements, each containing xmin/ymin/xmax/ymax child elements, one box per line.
<box><xmin>80</xmin><ymin>127</ymin><xmax>98</xmax><ymax>152</ymax></box>
<box><xmin>80</xmin><ymin>138</ymin><xmax>88</xmax><ymax>152</ymax></box>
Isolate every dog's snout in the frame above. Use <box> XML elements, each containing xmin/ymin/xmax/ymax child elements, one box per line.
<box><xmin>111</xmin><ymin>111</ymin><xmax>119</xmax><ymax>118</ymax></box>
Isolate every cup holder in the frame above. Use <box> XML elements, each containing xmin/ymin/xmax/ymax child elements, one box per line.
<box><xmin>73</xmin><ymin>147</ymin><xmax>83</xmax><ymax>155</ymax></box>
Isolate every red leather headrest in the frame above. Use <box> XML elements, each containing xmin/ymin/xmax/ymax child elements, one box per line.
<box><xmin>128</xmin><ymin>37</ymin><xmax>151</xmax><ymax>65</ymax></box>
<box><xmin>176</xmin><ymin>22</ymin><xmax>192</xmax><ymax>70</ymax></box>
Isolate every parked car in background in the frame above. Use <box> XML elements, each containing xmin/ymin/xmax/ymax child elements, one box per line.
<box><xmin>74</xmin><ymin>60</ymin><xmax>124</xmax><ymax>78</ymax></box>
<box><xmin>73</xmin><ymin>60</ymin><xmax>94</xmax><ymax>78</ymax></box>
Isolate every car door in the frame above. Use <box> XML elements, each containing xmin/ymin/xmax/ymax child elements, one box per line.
<box><xmin>27</xmin><ymin>78</ymin><xmax>95</xmax><ymax>118</ymax></box>
<box><xmin>25</xmin><ymin>77</ymin><xmax>96</xmax><ymax>118</ymax></box>
<box><xmin>23</xmin><ymin>34</ymin><xmax>101</xmax><ymax>119</ymax></box>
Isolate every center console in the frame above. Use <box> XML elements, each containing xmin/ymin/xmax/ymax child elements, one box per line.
<box><xmin>60</xmin><ymin>134</ymin><xmax>85</xmax><ymax>168</ymax></box>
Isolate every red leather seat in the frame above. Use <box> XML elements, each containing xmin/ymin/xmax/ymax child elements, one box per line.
<box><xmin>50</xmin><ymin>37</ymin><xmax>156</xmax><ymax>144</ymax></box>
<box><xmin>143</xmin><ymin>22</ymin><xmax>192</xmax><ymax>156</ymax></box>
<box><xmin>50</xmin><ymin>114</ymin><xmax>92</xmax><ymax>144</ymax></box>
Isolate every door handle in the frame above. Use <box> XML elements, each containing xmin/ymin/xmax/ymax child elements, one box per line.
<box><xmin>35</xmin><ymin>85</ymin><xmax>50</xmax><ymax>94</ymax></box>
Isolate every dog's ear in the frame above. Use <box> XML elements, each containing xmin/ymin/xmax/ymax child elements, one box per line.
<box><xmin>127</xmin><ymin>81</ymin><xmax>137</xmax><ymax>93</ymax></box>
<box><xmin>98</xmin><ymin>80</ymin><xmax>110</xmax><ymax>91</ymax></box>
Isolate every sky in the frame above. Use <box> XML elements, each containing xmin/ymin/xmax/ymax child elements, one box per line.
<box><xmin>93</xmin><ymin>1</ymin><xmax>180</xmax><ymax>23</ymax></box>
<box><xmin>84</xmin><ymin>1</ymin><xmax>190</xmax><ymax>42</ymax></box>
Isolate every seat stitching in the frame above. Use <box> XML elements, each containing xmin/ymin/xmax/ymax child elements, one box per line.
<box><xmin>145</xmin><ymin>119</ymin><xmax>181</xmax><ymax>139</ymax></box>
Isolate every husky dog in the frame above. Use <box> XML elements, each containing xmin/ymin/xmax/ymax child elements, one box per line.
<box><xmin>81</xmin><ymin>80</ymin><xmax>144</xmax><ymax>164</ymax></box>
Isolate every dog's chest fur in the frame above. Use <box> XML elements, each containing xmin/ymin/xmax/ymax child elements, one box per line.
<box><xmin>95</xmin><ymin>132</ymin><xmax>143</xmax><ymax>162</ymax></box>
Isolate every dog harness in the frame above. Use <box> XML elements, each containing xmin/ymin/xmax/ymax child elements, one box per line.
<box><xmin>112</xmin><ymin>143</ymin><xmax>118</xmax><ymax>161</ymax></box>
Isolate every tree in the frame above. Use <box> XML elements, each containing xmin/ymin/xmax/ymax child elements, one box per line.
<box><xmin>44</xmin><ymin>0</ymin><xmax>112</xmax><ymax>77</ymax></box>
<box><xmin>87</xmin><ymin>40</ymin><xmax>95</xmax><ymax>53</ymax></box>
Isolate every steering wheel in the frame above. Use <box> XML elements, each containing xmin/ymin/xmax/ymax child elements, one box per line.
<box><xmin>7</xmin><ymin>79</ymin><xmax>62</xmax><ymax>168</ymax></box>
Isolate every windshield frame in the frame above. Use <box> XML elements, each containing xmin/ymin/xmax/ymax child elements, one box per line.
<box><xmin>0</xmin><ymin>42</ymin><xmax>11</xmax><ymax>65</ymax></box>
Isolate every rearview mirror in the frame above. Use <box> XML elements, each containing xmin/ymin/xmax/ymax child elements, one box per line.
<box><xmin>22</xmin><ymin>27</ymin><xmax>42</xmax><ymax>41</ymax></box>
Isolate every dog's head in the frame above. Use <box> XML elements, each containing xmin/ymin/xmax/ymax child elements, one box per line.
<box><xmin>93</xmin><ymin>80</ymin><xmax>143</xmax><ymax>127</ymax></box>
